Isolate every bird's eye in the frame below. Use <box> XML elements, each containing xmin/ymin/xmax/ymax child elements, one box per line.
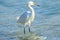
<box><xmin>32</xmin><ymin>2</ymin><xmax>35</xmax><ymax>5</ymax></box>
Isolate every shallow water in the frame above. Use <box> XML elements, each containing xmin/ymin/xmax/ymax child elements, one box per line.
<box><xmin>0</xmin><ymin>0</ymin><xmax>60</xmax><ymax>40</ymax></box>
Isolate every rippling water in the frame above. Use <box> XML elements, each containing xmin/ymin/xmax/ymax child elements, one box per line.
<box><xmin>0</xmin><ymin>0</ymin><xmax>60</xmax><ymax>40</ymax></box>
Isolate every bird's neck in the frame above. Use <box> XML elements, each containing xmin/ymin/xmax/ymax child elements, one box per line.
<box><xmin>28</xmin><ymin>5</ymin><xmax>35</xmax><ymax>17</ymax></box>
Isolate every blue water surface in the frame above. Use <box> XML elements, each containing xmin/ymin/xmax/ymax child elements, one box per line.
<box><xmin>0</xmin><ymin>0</ymin><xmax>60</xmax><ymax>40</ymax></box>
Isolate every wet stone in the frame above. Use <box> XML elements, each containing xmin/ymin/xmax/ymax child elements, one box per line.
<box><xmin>18</xmin><ymin>33</ymin><xmax>47</xmax><ymax>40</ymax></box>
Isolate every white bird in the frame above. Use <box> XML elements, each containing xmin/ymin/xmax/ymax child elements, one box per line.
<box><xmin>17</xmin><ymin>1</ymin><xmax>40</xmax><ymax>34</ymax></box>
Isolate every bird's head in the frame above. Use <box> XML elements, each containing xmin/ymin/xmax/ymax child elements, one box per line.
<box><xmin>28</xmin><ymin>1</ymin><xmax>40</xmax><ymax>6</ymax></box>
<box><xmin>28</xmin><ymin>1</ymin><xmax>35</xmax><ymax>6</ymax></box>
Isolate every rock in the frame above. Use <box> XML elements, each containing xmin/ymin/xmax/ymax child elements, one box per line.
<box><xmin>18</xmin><ymin>34</ymin><xmax>47</xmax><ymax>40</ymax></box>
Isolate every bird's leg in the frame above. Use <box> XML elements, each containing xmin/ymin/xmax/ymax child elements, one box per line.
<box><xmin>28</xmin><ymin>27</ymin><xmax>31</xmax><ymax>33</ymax></box>
<box><xmin>24</xmin><ymin>27</ymin><xmax>25</xmax><ymax>34</ymax></box>
<box><xmin>28</xmin><ymin>21</ymin><xmax>32</xmax><ymax>33</ymax></box>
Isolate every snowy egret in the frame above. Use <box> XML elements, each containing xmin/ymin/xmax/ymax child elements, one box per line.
<box><xmin>17</xmin><ymin>1</ymin><xmax>40</xmax><ymax>34</ymax></box>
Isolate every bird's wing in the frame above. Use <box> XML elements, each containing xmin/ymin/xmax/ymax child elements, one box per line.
<box><xmin>17</xmin><ymin>11</ymin><xmax>31</xmax><ymax>24</ymax></box>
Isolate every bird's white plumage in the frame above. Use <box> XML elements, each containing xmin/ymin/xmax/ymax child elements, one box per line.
<box><xmin>28</xmin><ymin>1</ymin><xmax>35</xmax><ymax>5</ymax></box>
<box><xmin>17</xmin><ymin>1</ymin><xmax>35</xmax><ymax>27</ymax></box>
<box><xmin>27</xmin><ymin>11</ymin><xmax>31</xmax><ymax>13</ymax></box>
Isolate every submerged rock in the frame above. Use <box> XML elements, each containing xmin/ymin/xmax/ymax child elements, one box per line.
<box><xmin>18</xmin><ymin>33</ymin><xmax>47</xmax><ymax>40</ymax></box>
